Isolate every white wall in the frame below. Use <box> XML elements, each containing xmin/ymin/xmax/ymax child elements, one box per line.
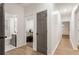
<box><xmin>4</xmin><ymin>3</ymin><xmax>26</xmax><ymax>47</ymax></box>
<box><xmin>73</xmin><ymin>5</ymin><xmax>79</xmax><ymax>48</ymax></box>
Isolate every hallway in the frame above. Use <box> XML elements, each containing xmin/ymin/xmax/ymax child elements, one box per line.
<box><xmin>54</xmin><ymin>35</ymin><xmax>79</xmax><ymax>55</ymax></box>
<box><xmin>5</xmin><ymin>45</ymin><xmax>44</xmax><ymax>55</ymax></box>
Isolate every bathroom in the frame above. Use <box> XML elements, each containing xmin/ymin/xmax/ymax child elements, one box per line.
<box><xmin>5</xmin><ymin>13</ymin><xmax>17</xmax><ymax>52</ymax></box>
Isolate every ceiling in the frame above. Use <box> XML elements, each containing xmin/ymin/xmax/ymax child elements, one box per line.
<box><xmin>53</xmin><ymin>3</ymin><xmax>78</xmax><ymax>15</ymax></box>
<box><xmin>16</xmin><ymin>3</ymin><xmax>78</xmax><ymax>15</ymax></box>
<box><xmin>16</xmin><ymin>3</ymin><xmax>41</xmax><ymax>7</ymax></box>
<box><xmin>17</xmin><ymin>3</ymin><xmax>77</xmax><ymax>7</ymax></box>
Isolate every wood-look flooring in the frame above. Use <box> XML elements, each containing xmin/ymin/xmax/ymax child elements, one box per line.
<box><xmin>27</xmin><ymin>42</ymin><xmax>33</xmax><ymax>48</ymax></box>
<box><xmin>5</xmin><ymin>44</ymin><xmax>44</xmax><ymax>55</ymax></box>
<box><xmin>54</xmin><ymin>35</ymin><xmax>79</xmax><ymax>55</ymax></box>
<box><xmin>6</xmin><ymin>35</ymin><xmax>79</xmax><ymax>55</ymax></box>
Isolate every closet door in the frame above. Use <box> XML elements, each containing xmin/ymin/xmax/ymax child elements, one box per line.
<box><xmin>37</xmin><ymin>10</ymin><xmax>47</xmax><ymax>54</ymax></box>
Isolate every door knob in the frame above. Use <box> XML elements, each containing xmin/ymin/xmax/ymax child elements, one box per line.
<box><xmin>36</xmin><ymin>33</ymin><xmax>39</xmax><ymax>35</ymax></box>
<box><xmin>0</xmin><ymin>36</ymin><xmax>7</xmax><ymax>39</ymax></box>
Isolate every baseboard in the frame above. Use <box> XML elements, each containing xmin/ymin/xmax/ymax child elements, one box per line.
<box><xmin>73</xmin><ymin>47</ymin><xmax>78</xmax><ymax>50</ymax></box>
<box><xmin>51</xmin><ymin>36</ymin><xmax>78</xmax><ymax>55</ymax></box>
<box><xmin>73</xmin><ymin>45</ymin><xmax>78</xmax><ymax>50</ymax></box>
<box><xmin>33</xmin><ymin>46</ymin><xmax>37</xmax><ymax>51</ymax></box>
<box><xmin>52</xmin><ymin>38</ymin><xmax>62</xmax><ymax>55</ymax></box>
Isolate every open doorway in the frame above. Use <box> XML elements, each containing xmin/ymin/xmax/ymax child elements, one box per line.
<box><xmin>5</xmin><ymin>14</ymin><xmax>17</xmax><ymax>52</ymax></box>
<box><xmin>54</xmin><ymin>21</ymin><xmax>73</xmax><ymax>55</ymax></box>
<box><xmin>61</xmin><ymin>22</ymin><xmax>72</xmax><ymax>50</ymax></box>
<box><xmin>25</xmin><ymin>15</ymin><xmax>34</xmax><ymax>48</ymax></box>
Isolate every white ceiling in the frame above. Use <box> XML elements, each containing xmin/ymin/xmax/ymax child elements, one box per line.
<box><xmin>17</xmin><ymin>3</ymin><xmax>77</xmax><ymax>15</ymax></box>
<box><xmin>17</xmin><ymin>3</ymin><xmax>77</xmax><ymax>7</ymax></box>
<box><xmin>16</xmin><ymin>3</ymin><xmax>41</xmax><ymax>7</ymax></box>
<box><xmin>53</xmin><ymin>3</ymin><xmax>78</xmax><ymax>15</ymax></box>
<box><xmin>54</xmin><ymin>3</ymin><xmax>77</xmax><ymax>10</ymax></box>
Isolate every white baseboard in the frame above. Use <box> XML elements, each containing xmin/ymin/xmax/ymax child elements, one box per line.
<box><xmin>73</xmin><ymin>47</ymin><xmax>78</xmax><ymax>50</ymax></box>
<box><xmin>33</xmin><ymin>46</ymin><xmax>37</xmax><ymax>51</ymax></box>
<box><xmin>51</xmin><ymin>38</ymin><xmax>78</xmax><ymax>55</ymax></box>
<box><xmin>52</xmin><ymin>38</ymin><xmax>62</xmax><ymax>55</ymax></box>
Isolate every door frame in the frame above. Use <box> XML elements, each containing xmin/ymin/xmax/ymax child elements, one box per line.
<box><xmin>25</xmin><ymin>14</ymin><xmax>34</xmax><ymax>48</ymax></box>
<box><xmin>33</xmin><ymin>9</ymin><xmax>48</xmax><ymax>51</ymax></box>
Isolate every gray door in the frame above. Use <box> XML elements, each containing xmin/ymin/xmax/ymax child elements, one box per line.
<box><xmin>37</xmin><ymin>10</ymin><xmax>47</xmax><ymax>54</ymax></box>
<box><xmin>0</xmin><ymin>4</ymin><xmax>5</xmax><ymax>55</ymax></box>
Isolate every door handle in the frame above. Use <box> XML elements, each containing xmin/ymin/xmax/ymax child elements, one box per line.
<box><xmin>36</xmin><ymin>33</ymin><xmax>39</xmax><ymax>35</ymax></box>
<box><xmin>0</xmin><ymin>36</ymin><xmax>7</xmax><ymax>39</ymax></box>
